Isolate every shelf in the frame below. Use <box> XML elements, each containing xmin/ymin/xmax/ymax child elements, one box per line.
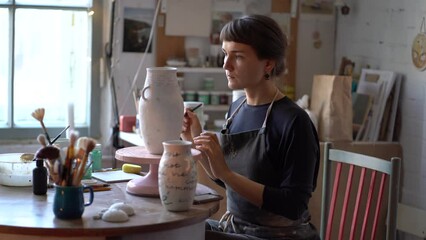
<box><xmin>177</xmin><ymin>67</ymin><xmax>225</xmax><ymax>74</ymax></box>
<box><xmin>119</xmin><ymin>131</ymin><xmax>143</xmax><ymax>146</ymax></box>
<box><xmin>204</xmin><ymin>105</ymin><xmax>229</xmax><ymax>111</ymax></box>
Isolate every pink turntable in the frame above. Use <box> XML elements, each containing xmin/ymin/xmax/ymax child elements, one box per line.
<box><xmin>115</xmin><ymin>146</ymin><xmax>201</xmax><ymax>197</ymax></box>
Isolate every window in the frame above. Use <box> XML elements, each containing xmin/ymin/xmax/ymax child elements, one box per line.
<box><xmin>0</xmin><ymin>7</ymin><xmax>9</xmax><ymax>127</ymax></box>
<box><xmin>0</xmin><ymin>0</ymin><xmax>101</xmax><ymax>140</ymax></box>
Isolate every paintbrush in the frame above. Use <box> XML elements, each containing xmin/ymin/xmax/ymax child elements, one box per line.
<box><xmin>35</xmin><ymin>145</ymin><xmax>60</xmax><ymax>160</ymax></box>
<box><xmin>62</xmin><ymin>131</ymin><xmax>78</xmax><ymax>186</ymax></box>
<box><xmin>37</xmin><ymin>134</ymin><xmax>47</xmax><ymax>147</ymax></box>
<box><xmin>189</xmin><ymin>103</ymin><xmax>202</xmax><ymax>112</ymax></box>
<box><xmin>31</xmin><ymin>108</ymin><xmax>52</xmax><ymax>145</ymax></box>
<box><xmin>184</xmin><ymin>103</ymin><xmax>203</xmax><ymax>118</ymax></box>
<box><xmin>82</xmin><ymin>160</ymin><xmax>94</xmax><ymax>179</ymax></box>
<box><xmin>73</xmin><ymin>138</ymin><xmax>97</xmax><ymax>186</ymax></box>
<box><xmin>71</xmin><ymin>136</ymin><xmax>90</xmax><ymax>185</ymax></box>
<box><xmin>34</xmin><ymin>143</ymin><xmax>61</xmax><ymax>184</ymax></box>
<box><xmin>75</xmin><ymin>136</ymin><xmax>90</xmax><ymax>159</ymax></box>
<box><xmin>51</xmin><ymin>125</ymin><xmax>70</xmax><ymax>144</ymax></box>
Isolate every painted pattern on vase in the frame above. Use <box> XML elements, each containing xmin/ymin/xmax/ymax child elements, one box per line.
<box><xmin>158</xmin><ymin>140</ymin><xmax>197</xmax><ymax>211</ymax></box>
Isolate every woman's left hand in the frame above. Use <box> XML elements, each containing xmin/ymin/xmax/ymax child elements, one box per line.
<box><xmin>193</xmin><ymin>132</ymin><xmax>230</xmax><ymax>180</ymax></box>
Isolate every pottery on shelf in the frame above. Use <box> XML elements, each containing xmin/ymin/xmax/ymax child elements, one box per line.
<box><xmin>138</xmin><ymin>67</ymin><xmax>184</xmax><ymax>154</ymax></box>
<box><xmin>158</xmin><ymin>140</ymin><xmax>197</xmax><ymax>211</ymax></box>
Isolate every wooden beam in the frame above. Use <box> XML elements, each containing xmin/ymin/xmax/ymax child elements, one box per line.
<box><xmin>271</xmin><ymin>0</ymin><xmax>298</xmax><ymax>100</ymax></box>
<box><xmin>155</xmin><ymin>13</ymin><xmax>185</xmax><ymax>67</ymax></box>
<box><xmin>271</xmin><ymin>0</ymin><xmax>292</xmax><ymax>12</ymax></box>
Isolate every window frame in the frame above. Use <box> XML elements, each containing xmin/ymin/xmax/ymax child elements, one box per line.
<box><xmin>0</xmin><ymin>0</ymin><xmax>102</xmax><ymax>141</ymax></box>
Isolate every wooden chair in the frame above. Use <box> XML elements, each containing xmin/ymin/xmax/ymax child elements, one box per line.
<box><xmin>320</xmin><ymin>142</ymin><xmax>401</xmax><ymax>240</ymax></box>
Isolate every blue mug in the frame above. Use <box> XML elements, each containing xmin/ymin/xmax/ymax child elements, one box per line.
<box><xmin>53</xmin><ymin>185</ymin><xmax>94</xmax><ymax>219</ymax></box>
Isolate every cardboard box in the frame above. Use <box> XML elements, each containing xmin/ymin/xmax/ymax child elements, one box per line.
<box><xmin>119</xmin><ymin>115</ymin><xmax>136</xmax><ymax>133</ymax></box>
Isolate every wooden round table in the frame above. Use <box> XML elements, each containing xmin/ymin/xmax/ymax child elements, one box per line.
<box><xmin>0</xmin><ymin>182</ymin><xmax>219</xmax><ymax>239</ymax></box>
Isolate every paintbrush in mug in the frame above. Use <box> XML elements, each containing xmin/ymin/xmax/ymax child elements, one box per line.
<box><xmin>73</xmin><ymin>138</ymin><xmax>96</xmax><ymax>186</ymax></box>
<box><xmin>51</xmin><ymin>125</ymin><xmax>70</xmax><ymax>144</ymax></box>
<box><xmin>31</xmin><ymin>108</ymin><xmax>52</xmax><ymax>145</ymax></box>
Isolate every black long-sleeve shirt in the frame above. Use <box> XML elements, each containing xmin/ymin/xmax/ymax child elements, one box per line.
<box><xmin>220</xmin><ymin>96</ymin><xmax>320</xmax><ymax>221</ymax></box>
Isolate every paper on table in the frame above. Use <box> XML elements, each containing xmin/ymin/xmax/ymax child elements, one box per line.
<box><xmin>195</xmin><ymin>183</ymin><xmax>218</xmax><ymax>196</ymax></box>
<box><xmin>92</xmin><ymin>170</ymin><xmax>141</xmax><ymax>183</ymax></box>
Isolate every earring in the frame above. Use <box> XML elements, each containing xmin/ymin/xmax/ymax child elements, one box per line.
<box><xmin>264</xmin><ymin>73</ymin><xmax>270</xmax><ymax>80</ymax></box>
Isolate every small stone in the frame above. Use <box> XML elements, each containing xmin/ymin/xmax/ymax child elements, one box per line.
<box><xmin>102</xmin><ymin>209</ymin><xmax>129</xmax><ymax>223</ymax></box>
<box><xmin>109</xmin><ymin>202</ymin><xmax>135</xmax><ymax>216</ymax></box>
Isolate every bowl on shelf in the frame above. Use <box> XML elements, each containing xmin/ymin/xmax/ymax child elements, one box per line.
<box><xmin>166</xmin><ymin>59</ymin><xmax>187</xmax><ymax>67</ymax></box>
<box><xmin>187</xmin><ymin>57</ymin><xmax>200</xmax><ymax>67</ymax></box>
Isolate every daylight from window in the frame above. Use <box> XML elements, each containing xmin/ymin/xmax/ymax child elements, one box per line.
<box><xmin>1</xmin><ymin>1</ymin><xmax>92</xmax><ymax>131</ymax></box>
<box><xmin>13</xmin><ymin>9</ymin><xmax>91</xmax><ymax>127</ymax></box>
<box><xmin>0</xmin><ymin>9</ymin><xmax>9</xmax><ymax>127</ymax></box>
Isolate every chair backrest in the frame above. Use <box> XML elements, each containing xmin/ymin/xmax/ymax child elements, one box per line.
<box><xmin>320</xmin><ymin>142</ymin><xmax>401</xmax><ymax>240</ymax></box>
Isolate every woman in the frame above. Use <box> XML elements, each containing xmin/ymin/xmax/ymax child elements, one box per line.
<box><xmin>181</xmin><ymin>14</ymin><xmax>320</xmax><ymax>240</ymax></box>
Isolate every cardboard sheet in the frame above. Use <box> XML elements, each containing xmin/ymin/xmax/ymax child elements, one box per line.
<box><xmin>356</xmin><ymin>69</ymin><xmax>399</xmax><ymax>141</ymax></box>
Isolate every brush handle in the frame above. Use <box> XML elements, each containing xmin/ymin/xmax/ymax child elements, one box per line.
<box><xmin>84</xmin><ymin>161</ymin><xmax>94</xmax><ymax>176</ymax></box>
<box><xmin>73</xmin><ymin>155</ymin><xmax>90</xmax><ymax>186</ymax></box>
<box><xmin>39</xmin><ymin>121</ymin><xmax>52</xmax><ymax>145</ymax></box>
<box><xmin>62</xmin><ymin>145</ymin><xmax>75</xmax><ymax>186</ymax></box>
<box><xmin>190</xmin><ymin>103</ymin><xmax>203</xmax><ymax>112</ymax></box>
<box><xmin>51</xmin><ymin>125</ymin><xmax>70</xmax><ymax>144</ymax></box>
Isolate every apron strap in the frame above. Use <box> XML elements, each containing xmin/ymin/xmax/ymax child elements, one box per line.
<box><xmin>222</xmin><ymin>88</ymin><xmax>280</xmax><ymax>135</ymax></box>
<box><xmin>221</xmin><ymin>98</ymin><xmax>246</xmax><ymax>134</ymax></box>
<box><xmin>259</xmin><ymin>88</ymin><xmax>280</xmax><ymax>134</ymax></box>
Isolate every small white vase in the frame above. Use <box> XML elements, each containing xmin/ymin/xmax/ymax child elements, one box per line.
<box><xmin>158</xmin><ymin>140</ymin><xmax>197</xmax><ymax>211</ymax></box>
<box><xmin>138</xmin><ymin>67</ymin><xmax>184</xmax><ymax>154</ymax></box>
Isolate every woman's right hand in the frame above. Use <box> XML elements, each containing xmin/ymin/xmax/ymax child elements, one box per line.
<box><xmin>180</xmin><ymin>108</ymin><xmax>202</xmax><ymax>142</ymax></box>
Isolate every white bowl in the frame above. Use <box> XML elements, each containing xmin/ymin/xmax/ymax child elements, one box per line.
<box><xmin>0</xmin><ymin>153</ymin><xmax>35</xmax><ymax>186</ymax></box>
<box><xmin>166</xmin><ymin>60</ymin><xmax>186</xmax><ymax>67</ymax></box>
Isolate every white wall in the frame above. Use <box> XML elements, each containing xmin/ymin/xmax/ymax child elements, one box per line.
<box><xmin>331</xmin><ymin>0</ymin><xmax>426</xmax><ymax>239</ymax></box>
<box><xmin>99</xmin><ymin>0</ymin><xmax>157</xmax><ymax>161</ymax></box>
<box><xmin>295</xmin><ymin>14</ymin><xmax>336</xmax><ymax>98</ymax></box>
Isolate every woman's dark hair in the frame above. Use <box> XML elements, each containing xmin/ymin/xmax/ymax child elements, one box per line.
<box><xmin>219</xmin><ymin>14</ymin><xmax>287</xmax><ymax>77</ymax></box>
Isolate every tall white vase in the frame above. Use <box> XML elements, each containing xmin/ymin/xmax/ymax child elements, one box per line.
<box><xmin>158</xmin><ymin>140</ymin><xmax>197</xmax><ymax>211</ymax></box>
<box><xmin>139</xmin><ymin>67</ymin><xmax>184</xmax><ymax>154</ymax></box>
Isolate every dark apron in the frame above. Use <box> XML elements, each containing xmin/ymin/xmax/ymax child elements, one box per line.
<box><xmin>217</xmin><ymin>95</ymin><xmax>318</xmax><ymax>239</ymax></box>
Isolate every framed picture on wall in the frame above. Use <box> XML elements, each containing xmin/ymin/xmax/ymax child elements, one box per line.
<box><xmin>122</xmin><ymin>7</ymin><xmax>154</xmax><ymax>53</ymax></box>
<box><xmin>300</xmin><ymin>0</ymin><xmax>334</xmax><ymax>15</ymax></box>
